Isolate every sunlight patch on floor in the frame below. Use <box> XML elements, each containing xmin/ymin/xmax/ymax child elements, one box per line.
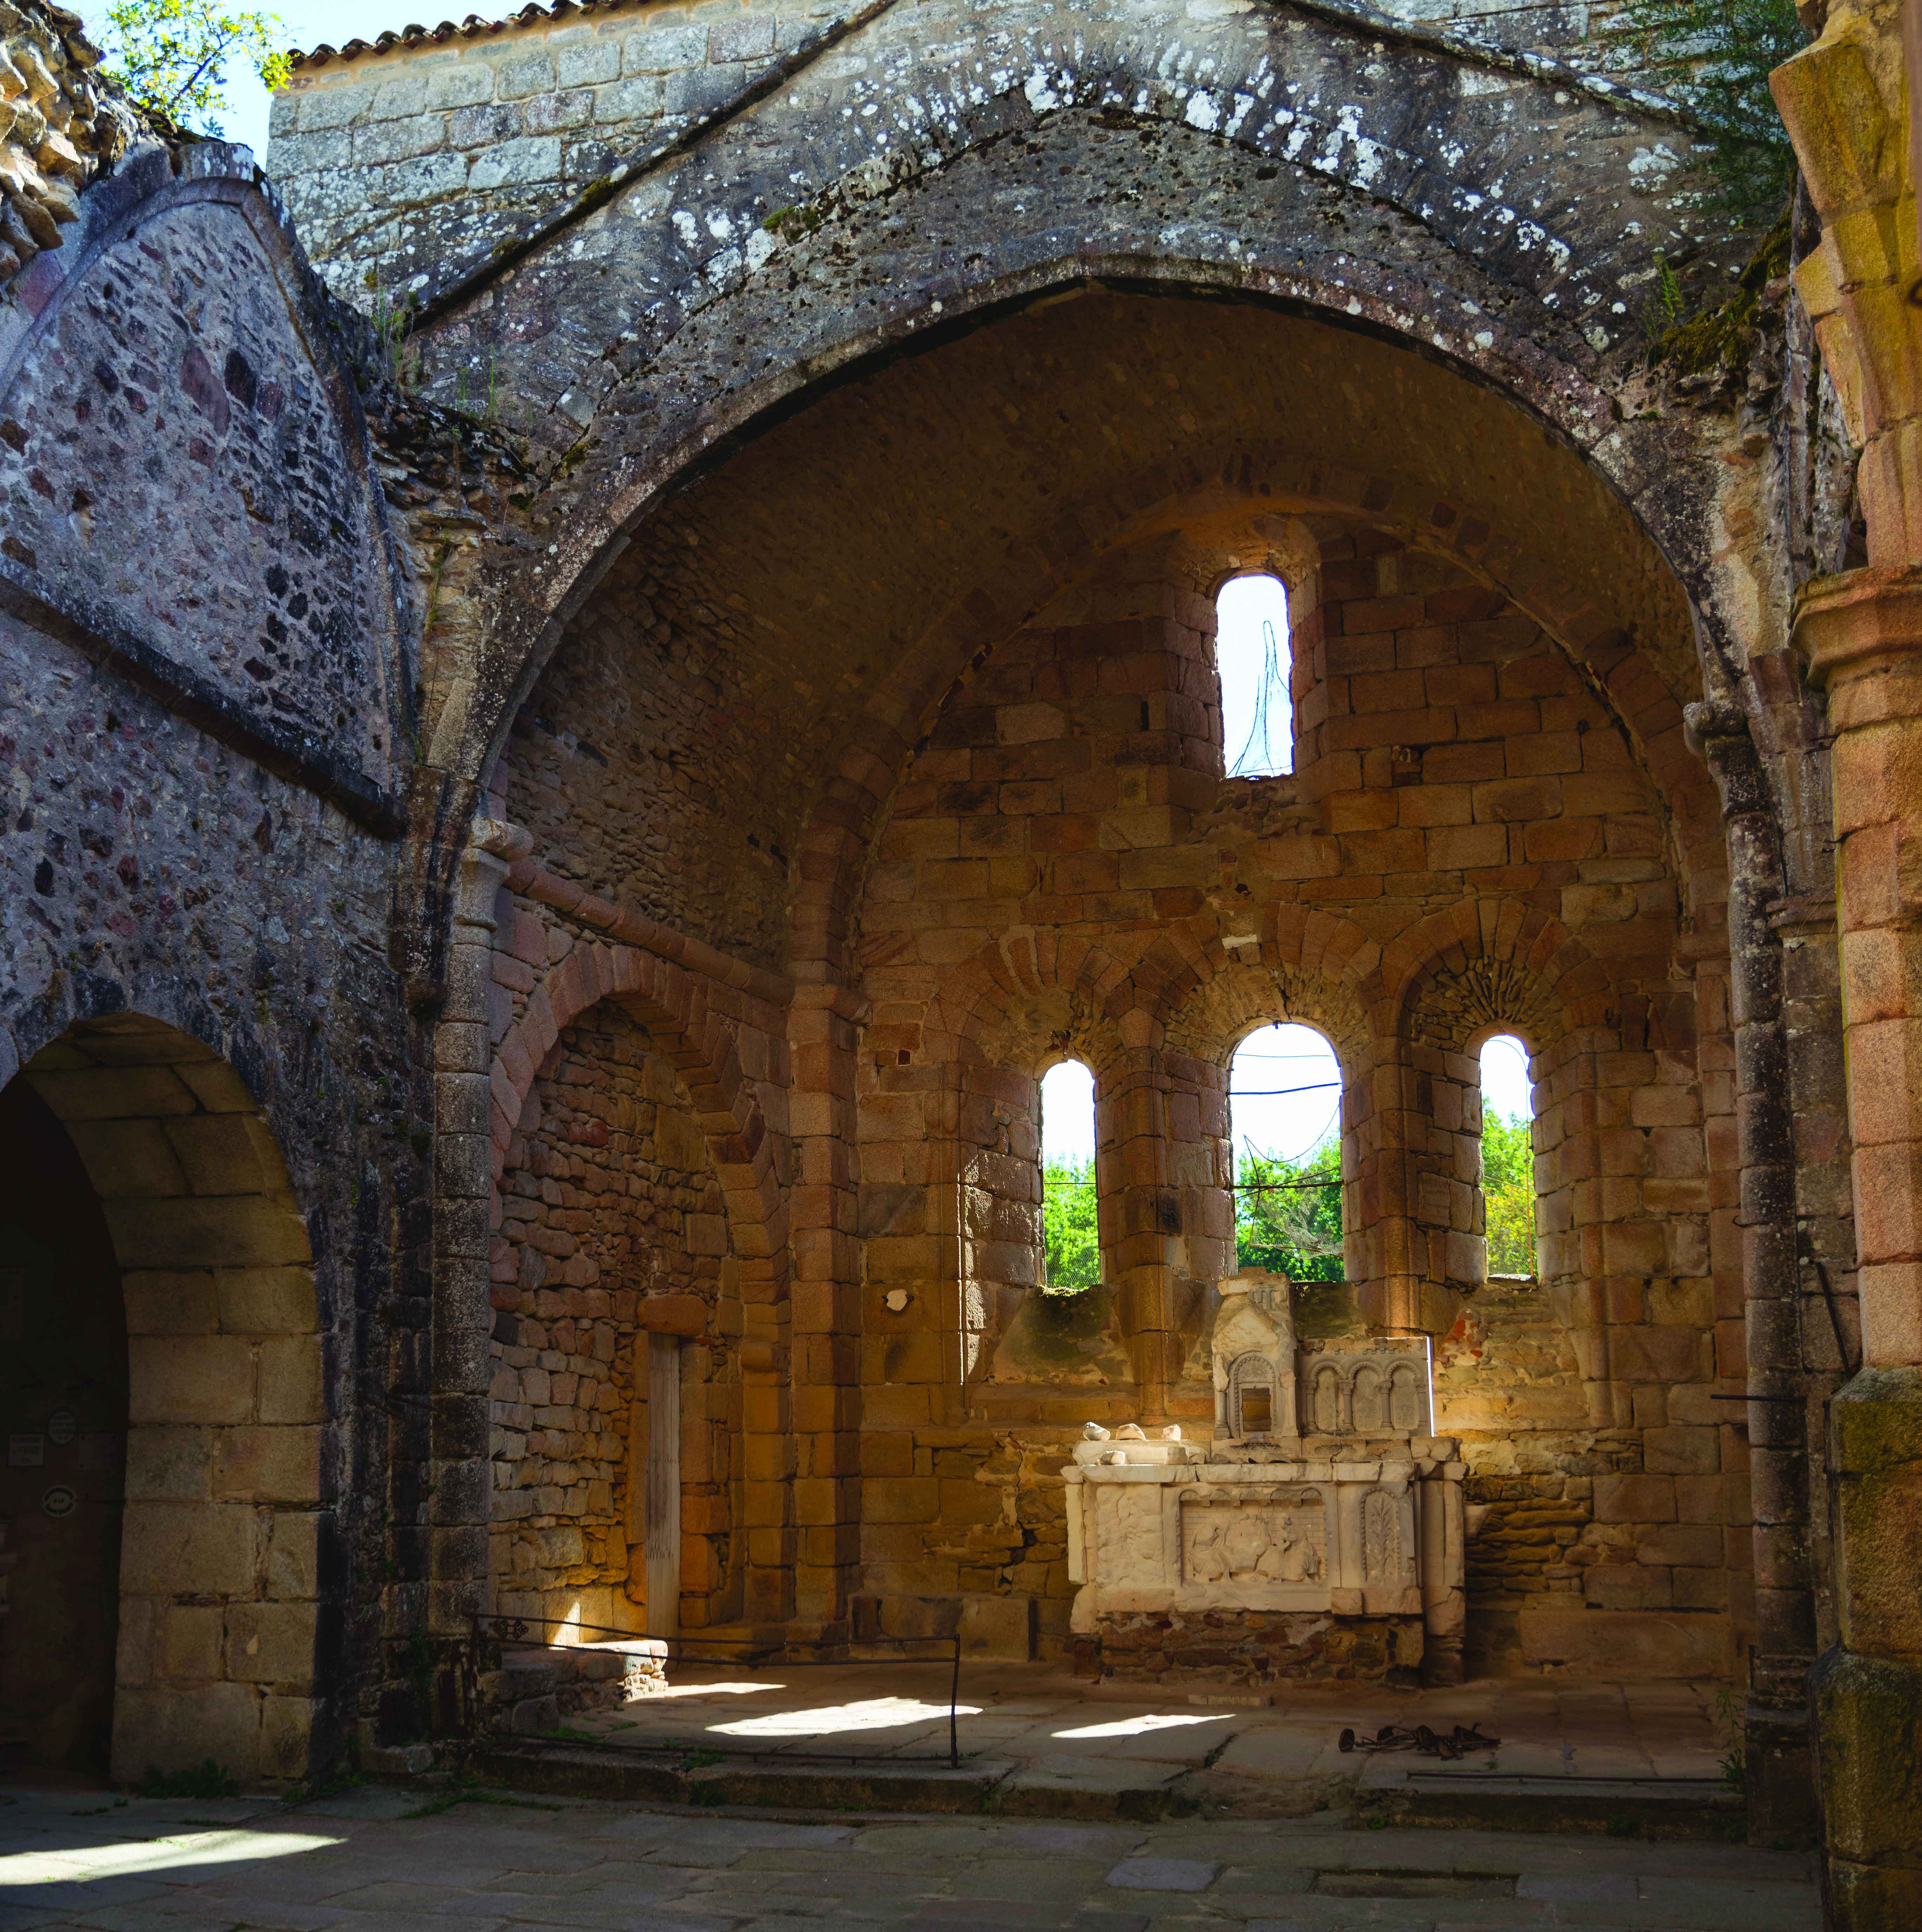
<box><xmin>1052</xmin><ymin>1713</ymin><xmax>1227</xmax><ymax>1739</ymax></box>
<box><xmin>2</xmin><ymin>1828</ymin><xmax>341</xmax><ymax>1885</ymax></box>
<box><xmin>710</xmin><ymin>1696</ymin><xmax>982</xmax><ymax>1737</ymax></box>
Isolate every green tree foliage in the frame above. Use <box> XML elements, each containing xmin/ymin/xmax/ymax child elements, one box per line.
<box><xmin>1615</xmin><ymin>0</ymin><xmax>1807</xmax><ymax>210</ymax></box>
<box><xmin>100</xmin><ymin>0</ymin><xmax>290</xmax><ymax>138</ymax></box>
<box><xmin>1235</xmin><ymin>1141</ymin><xmax>1343</xmax><ymax>1282</ymax></box>
<box><xmin>1482</xmin><ymin>1110</ymin><xmax>1537</xmax><ymax>1278</ymax></box>
<box><xmin>1041</xmin><ymin>1156</ymin><xmax>1100</xmax><ymax>1293</ymax></box>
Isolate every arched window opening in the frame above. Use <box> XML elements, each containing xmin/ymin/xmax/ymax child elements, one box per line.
<box><xmin>1039</xmin><ymin>1059</ymin><xmax>1099</xmax><ymax>1292</ymax></box>
<box><xmin>1217</xmin><ymin>574</ymin><xmax>1292</xmax><ymax>778</ymax></box>
<box><xmin>1479</xmin><ymin>1033</ymin><xmax>1537</xmax><ymax>1281</ymax></box>
<box><xmin>1230</xmin><ymin>1023</ymin><xmax>1342</xmax><ymax>1280</ymax></box>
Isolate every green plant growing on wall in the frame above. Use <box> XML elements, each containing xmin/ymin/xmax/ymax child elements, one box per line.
<box><xmin>1235</xmin><ymin>1141</ymin><xmax>1343</xmax><ymax>1282</ymax></box>
<box><xmin>1483</xmin><ymin>1109</ymin><xmax>1537</xmax><ymax>1277</ymax></box>
<box><xmin>99</xmin><ymin>0</ymin><xmax>291</xmax><ymax>138</ymax></box>
<box><xmin>1613</xmin><ymin>0</ymin><xmax>1808</xmax><ymax>210</ymax></box>
<box><xmin>1041</xmin><ymin>1155</ymin><xmax>1100</xmax><ymax>1292</ymax></box>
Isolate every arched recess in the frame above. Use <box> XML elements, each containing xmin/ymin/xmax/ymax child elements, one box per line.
<box><xmin>860</xmin><ymin>937</ymin><xmax>1134</xmax><ymax>1423</ymax></box>
<box><xmin>485</xmin><ymin>941</ymin><xmax>790</xmax><ymax>1632</ymax></box>
<box><xmin>1384</xmin><ymin>928</ymin><xmax>1588</xmax><ymax>1339</ymax></box>
<box><xmin>3</xmin><ymin>1013</ymin><xmax>323</xmax><ymax>1787</ymax></box>
<box><xmin>787</xmin><ymin>443</ymin><xmax>1728</xmax><ymax>992</ymax></box>
<box><xmin>1394</xmin><ymin>903</ymin><xmax>1723</xmax><ymax>1435</ymax></box>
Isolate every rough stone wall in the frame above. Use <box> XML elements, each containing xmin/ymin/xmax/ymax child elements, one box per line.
<box><xmin>488</xmin><ymin>1000</ymin><xmax>742</xmax><ymax>1636</ymax></box>
<box><xmin>0</xmin><ymin>86</ymin><xmax>432</xmax><ymax>1781</ymax></box>
<box><xmin>496</xmin><ymin>535</ymin><xmax>800</xmax><ymax>973</ymax></box>
<box><xmin>0</xmin><ymin>1</ymin><xmax>128</xmax><ymax>292</ymax></box>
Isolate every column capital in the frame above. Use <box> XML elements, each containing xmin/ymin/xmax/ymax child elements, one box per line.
<box><xmin>1794</xmin><ymin>564</ymin><xmax>1922</xmax><ymax>694</ymax></box>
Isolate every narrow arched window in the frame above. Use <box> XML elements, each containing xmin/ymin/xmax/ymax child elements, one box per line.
<box><xmin>1229</xmin><ymin>1023</ymin><xmax>1341</xmax><ymax>1280</ymax></box>
<box><xmin>1217</xmin><ymin>574</ymin><xmax>1292</xmax><ymax>778</ymax></box>
<box><xmin>1039</xmin><ymin>1058</ymin><xmax>1099</xmax><ymax>1292</ymax></box>
<box><xmin>1478</xmin><ymin>1033</ymin><xmax>1536</xmax><ymax>1282</ymax></box>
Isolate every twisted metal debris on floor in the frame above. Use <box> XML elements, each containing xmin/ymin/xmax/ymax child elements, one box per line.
<box><xmin>1338</xmin><ymin>1722</ymin><xmax>1501</xmax><ymax>1761</ymax></box>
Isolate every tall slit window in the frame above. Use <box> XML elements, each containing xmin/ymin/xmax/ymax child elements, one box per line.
<box><xmin>1217</xmin><ymin>574</ymin><xmax>1292</xmax><ymax>778</ymax></box>
<box><xmin>1039</xmin><ymin>1059</ymin><xmax>1099</xmax><ymax>1293</ymax></box>
<box><xmin>1479</xmin><ymin>1033</ymin><xmax>1536</xmax><ymax>1280</ymax></box>
<box><xmin>1229</xmin><ymin>1023</ymin><xmax>1342</xmax><ymax>1280</ymax></box>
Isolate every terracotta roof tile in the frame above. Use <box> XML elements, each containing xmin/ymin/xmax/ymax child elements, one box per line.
<box><xmin>291</xmin><ymin>2</ymin><xmax>653</xmax><ymax>71</ymax></box>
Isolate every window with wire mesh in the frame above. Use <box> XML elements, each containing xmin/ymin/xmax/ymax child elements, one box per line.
<box><xmin>1230</xmin><ymin>1023</ymin><xmax>1343</xmax><ymax>1281</ymax></box>
<box><xmin>1039</xmin><ymin>1060</ymin><xmax>1100</xmax><ymax>1293</ymax></box>
<box><xmin>1217</xmin><ymin>575</ymin><xmax>1292</xmax><ymax>779</ymax></box>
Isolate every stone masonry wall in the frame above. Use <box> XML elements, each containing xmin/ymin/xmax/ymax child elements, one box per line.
<box><xmin>268</xmin><ymin>0</ymin><xmax>1661</xmax><ymax>316</ymax></box>
<box><xmin>272</xmin><ymin>0</ymin><xmax>841</xmax><ymax>306</ymax></box>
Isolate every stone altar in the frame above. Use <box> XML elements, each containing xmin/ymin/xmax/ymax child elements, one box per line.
<box><xmin>1063</xmin><ymin>1273</ymin><xmax>1467</xmax><ymax>1682</ymax></box>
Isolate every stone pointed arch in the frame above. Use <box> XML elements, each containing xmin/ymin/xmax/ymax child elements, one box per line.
<box><xmin>489</xmin><ymin>941</ymin><xmax>788</xmax><ymax>1283</ymax></box>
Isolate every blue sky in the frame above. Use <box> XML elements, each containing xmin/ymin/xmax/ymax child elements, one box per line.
<box><xmin>81</xmin><ymin>2</ymin><xmax>399</xmax><ymax>161</ymax></box>
<box><xmin>1040</xmin><ymin>1028</ymin><xmax>1533</xmax><ymax>1167</ymax></box>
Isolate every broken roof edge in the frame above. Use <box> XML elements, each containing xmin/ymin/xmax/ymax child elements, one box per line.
<box><xmin>289</xmin><ymin>1</ymin><xmax>659</xmax><ymax>73</ymax></box>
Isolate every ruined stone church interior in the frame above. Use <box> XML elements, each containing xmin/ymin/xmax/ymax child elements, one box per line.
<box><xmin>1</xmin><ymin>0</ymin><xmax>1920</xmax><ymax>1921</ymax></box>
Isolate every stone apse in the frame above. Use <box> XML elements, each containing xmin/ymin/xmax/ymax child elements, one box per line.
<box><xmin>5</xmin><ymin>0</ymin><xmax>1922</xmax><ymax>1915</ymax></box>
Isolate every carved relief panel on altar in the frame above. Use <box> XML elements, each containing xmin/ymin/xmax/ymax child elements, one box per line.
<box><xmin>1298</xmin><ymin>1343</ymin><xmax>1428</xmax><ymax>1439</ymax></box>
<box><xmin>1183</xmin><ymin>1491</ymin><xmax>1326</xmax><ymax>1588</ymax></box>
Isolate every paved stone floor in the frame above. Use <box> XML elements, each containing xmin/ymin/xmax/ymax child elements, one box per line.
<box><xmin>0</xmin><ymin>1784</ymin><xmax>1818</xmax><ymax>1931</ymax></box>
<box><xmin>554</xmin><ymin>1659</ymin><xmax>1727</xmax><ymax>1792</ymax></box>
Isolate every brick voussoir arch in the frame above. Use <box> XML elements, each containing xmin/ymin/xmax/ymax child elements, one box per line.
<box><xmin>939</xmin><ymin>934</ymin><xmax>1136</xmax><ymax>1078</ymax></box>
<box><xmin>1388</xmin><ymin>908</ymin><xmax>1612</xmax><ymax>1050</ymax></box>
<box><xmin>489</xmin><ymin>941</ymin><xmax>789</xmax><ymax>1288</ymax></box>
<box><xmin>802</xmin><ymin>450</ymin><xmax>1714</xmax><ymax>983</ymax></box>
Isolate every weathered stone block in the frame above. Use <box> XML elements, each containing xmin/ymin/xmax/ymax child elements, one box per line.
<box><xmin>126</xmin><ymin>1426</ymin><xmax>214</xmax><ymax>1503</ymax></box>
<box><xmin>1519</xmin><ymin>1607</ymin><xmax>1730</xmax><ymax>1676</ymax></box>
<box><xmin>113</xmin><ymin>1680</ymin><xmax>259</xmax><ymax>1785</ymax></box>
<box><xmin>258</xmin><ymin>1335</ymin><xmax>325</xmax><ymax>1424</ymax></box>
<box><xmin>129</xmin><ymin>1336</ymin><xmax>255</xmax><ymax>1425</ymax></box>
<box><xmin>960</xmin><ymin>1592</ymin><xmax>1034</xmax><ymax>1659</ymax></box>
<box><xmin>1593</xmin><ymin>1474</ymin><xmax>1676</xmax><ymax>1522</ymax></box>
<box><xmin>121</xmin><ymin>1501</ymin><xmax>256</xmax><ymax>1596</ymax></box>
<box><xmin>227</xmin><ymin>1601</ymin><xmax>318</xmax><ymax>1688</ymax></box>
<box><xmin>122</xmin><ymin>1270</ymin><xmax>220</xmax><ymax>1335</ymax></box>
<box><xmin>1644</xmin><ymin>1425</ymin><xmax>1721</xmax><ymax>1475</ymax></box>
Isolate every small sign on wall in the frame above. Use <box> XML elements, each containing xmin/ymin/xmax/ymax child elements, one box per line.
<box><xmin>40</xmin><ymin>1485</ymin><xmax>76</xmax><ymax>1518</ymax></box>
<box><xmin>45</xmin><ymin>1408</ymin><xmax>77</xmax><ymax>1446</ymax></box>
<box><xmin>78</xmin><ymin>1434</ymin><xmax>118</xmax><ymax>1470</ymax></box>
<box><xmin>7</xmin><ymin>1434</ymin><xmax>43</xmax><ymax>1468</ymax></box>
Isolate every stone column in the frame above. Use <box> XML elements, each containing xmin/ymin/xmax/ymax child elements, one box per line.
<box><xmin>1798</xmin><ymin>568</ymin><xmax>1922</xmax><ymax>1924</ymax></box>
<box><xmin>787</xmin><ymin>982</ymin><xmax>865</xmax><ymax>1637</ymax></box>
<box><xmin>427</xmin><ymin>818</ymin><xmax>523</xmax><ymax>1638</ymax></box>
<box><xmin>1687</xmin><ymin>700</ymin><xmax>1820</xmax><ymax>1842</ymax></box>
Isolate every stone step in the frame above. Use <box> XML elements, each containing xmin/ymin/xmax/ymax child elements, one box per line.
<box><xmin>468</xmin><ymin>1739</ymin><xmax>1225</xmax><ymax>1821</ymax></box>
<box><xmin>1356</xmin><ymin>1758</ymin><xmax>1743</xmax><ymax>1840</ymax></box>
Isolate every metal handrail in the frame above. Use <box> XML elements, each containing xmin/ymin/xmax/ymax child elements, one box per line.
<box><xmin>463</xmin><ymin>1613</ymin><xmax>965</xmax><ymax>1768</ymax></box>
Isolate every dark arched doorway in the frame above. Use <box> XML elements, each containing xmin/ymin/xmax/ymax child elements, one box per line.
<box><xmin>0</xmin><ymin>1077</ymin><xmax>128</xmax><ymax>1780</ymax></box>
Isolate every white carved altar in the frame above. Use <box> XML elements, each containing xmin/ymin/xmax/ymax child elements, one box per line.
<box><xmin>1063</xmin><ymin>1272</ymin><xmax>1467</xmax><ymax>1680</ymax></box>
